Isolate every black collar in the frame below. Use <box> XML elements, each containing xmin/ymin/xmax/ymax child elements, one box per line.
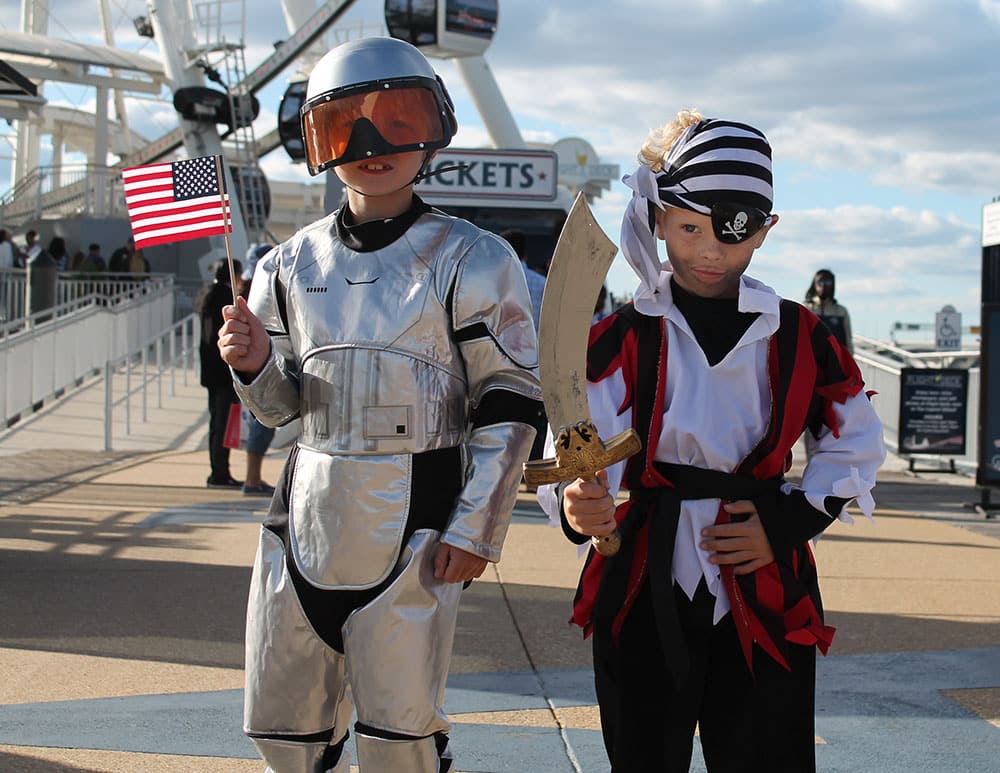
<box><xmin>335</xmin><ymin>195</ymin><xmax>431</xmax><ymax>253</ymax></box>
<box><xmin>670</xmin><ymin>278</ymin><xmax>760</xmax><ymax>366</ymax></box>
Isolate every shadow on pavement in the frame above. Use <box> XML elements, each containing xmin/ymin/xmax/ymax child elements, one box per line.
<box><xmin>821</xmin><ymin>530</ymin><xmax>1000</xmax><ymax>550</ymax></box>
<box><xmin>3</xmin><ymin>513</ymin><xmax>998</xmax><ymax>669</ymax></box>
<box><xmin>0</xmin><ymin>546</ymin><xmax>251</xmax><ymax>668</ymax></box>
<box><xmin>825</xmin><ymin>609</ymin><xmax>1000</xmax><ymax>656</ymax></box>
<box><xmin>0</xmin><ymin>450</ymin><xmax>137</xmax><ymax>505</ymax></box>
<box><xmin>0</xmin><ymin>750</ymin><xmax>104</xmax><ymax>772</ymax></box>
<box><xmin>875</xmin><ymin>478</ymin><xmax>984</xmax><ymax>508</ymax></box>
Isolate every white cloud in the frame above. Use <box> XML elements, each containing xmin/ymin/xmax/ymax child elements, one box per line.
<box><xmin>492</xmin><ymin>0</ymin><xmax>1000</xmax><ymax>184</ymax></box>
<box><xmin>980</xmin><ymin>0</ymin><xmax>1000</xmax><ymax>24</ymax></box>
<box><xmin>873</xmin><ymin>152</ymin><xmax>1000</xmax><ymax>196</ymax></box>
<box><xmin>845</xmin><ymin>0</ymin><xmax>909</xmax><ymax>12</ymax></box>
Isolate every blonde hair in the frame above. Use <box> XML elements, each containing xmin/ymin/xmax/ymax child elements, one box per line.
<box><xmin>638</xmin><ymin>109</ymin><xmax>703</xmax><ymax>172</ymax></box>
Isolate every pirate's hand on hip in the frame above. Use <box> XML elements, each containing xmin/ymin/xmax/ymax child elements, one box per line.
<box><xmin>700</xmin><ymin>500</ymin><xmax>775</xmax><ymax>575</ymax></box>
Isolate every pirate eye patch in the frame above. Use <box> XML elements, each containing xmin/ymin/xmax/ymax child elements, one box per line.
<box><xmin>710</xmin><ymin>202</ymin><xmax>771</xmax><ymax>244</ymax></box>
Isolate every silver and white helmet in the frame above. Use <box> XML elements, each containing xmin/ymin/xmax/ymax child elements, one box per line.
<box><xmin>301</xmin><ymin>36</ymin><xmax>458</xmax><ymax>175</ymax></box>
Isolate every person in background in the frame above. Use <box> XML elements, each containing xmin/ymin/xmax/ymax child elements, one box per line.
<box><xmin>593</xmin><ymin>283</ymin><xmax>610</xmax><ymax>323</ymax></box>
<box><xmin>500</xmin><ymin>228</ymin><xmax>549</xmax><ymax>470</ymax></box>
<box><xmin>47</xmin><ymin>236</ymin><xmax>68</xmax><ymax>271</ymax></box>
<box><xmin>0</xmin><ymin>228</ymin><xmax>14</xmax><ymax>323</ymax></box>
<box><xmin>68</xmin><ymin>250</ymin><xmax>85</xmax><ymax>271</ymax></box>
<box><xmin>129</xmin><ymin>244</ymin><xmax>151</xmax><ymax>274</ymax></box>
<box><xmin>500</xmin><ymin>229</ymin><xmax>545</xmax><ymax>332</ymax></box>
<box><xmin>16</xmin><ymin>229</ymin><xmax>39</xmax><ymax>268</ymax></box>
<box><xmin>79</xmin><ymin>243</ymin><xmax>107</xmax><ymax>272</ymax></box>
<box><xmin>196</xmin><ymin>258</ymin><xmax>244</xmax><ymax>489</ymax></box>
<box><xmin>108</xmin><ymin>238</ymin><xmax>131</xmax><ymax>273</ymax></box>
<box><xmin>239</xmin><ymin>243</ymin><xmax>277</xmax><ymax>497</ymax></box>
<box><xmin>0</xmin><ymin>229</ymin><xmax>15</xmax><ymax>269</ymax></box>
<box><xmin>804</xmin><ymin>268</ymin><xmax>853</xmax><ymax>353</ymax></box>
<box><xmin>109</xmin><ymin>236</ymin><xmax>150</xmax><ymax>274</ymax></box>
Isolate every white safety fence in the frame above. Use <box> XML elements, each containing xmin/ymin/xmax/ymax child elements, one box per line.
<box><xmin>1</xmin><ymin>275</ymin><xmax>303</xmax><ymax>452</ymax></box>
<box><xmin>0</xmin><ymin>270</ymin><xmax>26</xmax><ymax>323</ymax></box>
<box><xmin>1</xmin><ymin>283</ymin><xmax>176</xmax><ymax>428</ymax></box>
<box><xmin>1</xmin><ymin>269</ymin><xmax>174</xmax><ymax>328</ymax></box>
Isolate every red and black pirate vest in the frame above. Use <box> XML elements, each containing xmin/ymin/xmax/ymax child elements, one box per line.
<box><xmin>571</xmin><ymin>299</ymin><xmax>865</xmax><ymax>677</ymax></box>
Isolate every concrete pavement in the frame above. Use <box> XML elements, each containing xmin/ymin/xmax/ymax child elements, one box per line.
<box><xmin>0</xmin><ymin>368</ymin><xmax>998</xmax><ymax>772</ymax></box>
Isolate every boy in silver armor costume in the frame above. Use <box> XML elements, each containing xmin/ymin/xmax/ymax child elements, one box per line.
<box><xmin>218</xmin><ymin>37</ymin><xmax>542</xmax><ymax>773</ymax></box>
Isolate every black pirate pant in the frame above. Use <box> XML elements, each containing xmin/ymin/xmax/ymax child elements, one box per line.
<box><xmin>593</xmin><ymin>578</ymin><xmax>817</xmax><ymax>773</ymax></box>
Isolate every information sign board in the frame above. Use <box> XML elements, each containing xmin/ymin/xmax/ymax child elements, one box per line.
<box><xmin>898</xmin><ymin>368</ymin><xmax>968</xmax><ymax>456</ymax></box>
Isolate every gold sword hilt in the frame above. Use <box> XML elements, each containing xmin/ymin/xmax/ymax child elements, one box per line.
<box><xmin>523</xmin><ymin>421</ymin><xmax>641</xmax><ymax>556</ymax></box>
<box><xmin>589</xmin><ymin>529</ymin><xmax>622</xmax><ymax>556</ymax></box>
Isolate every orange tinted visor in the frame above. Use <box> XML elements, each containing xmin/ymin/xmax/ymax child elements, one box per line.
<box><xmin>302</xmin><ymin>86</ymin><xmax>445</xmax><ymax>170</ymax></box>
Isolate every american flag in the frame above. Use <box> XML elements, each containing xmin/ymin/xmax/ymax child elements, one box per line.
<box><xmin>122</xmin><ymin>155</ymin><xmax>232</xmax><ymax>250</ymax></box>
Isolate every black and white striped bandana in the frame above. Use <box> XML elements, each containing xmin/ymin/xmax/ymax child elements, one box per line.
<box><xmin>621</xmin><ymin>118</ymin><xmax>773</xmax><ymax>294</ymax></box>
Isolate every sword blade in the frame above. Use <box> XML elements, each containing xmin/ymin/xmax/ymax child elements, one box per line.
<box><xmin>537</xmin><ymin>192</ymin><xmax>619</xmax><ymax>433</ymax></box>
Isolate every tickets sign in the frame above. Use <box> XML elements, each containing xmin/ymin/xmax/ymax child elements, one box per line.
<box><xmin>416</xmin><ymin>148</ymin><xmax>558</xmax><ymax>200</ymax></box>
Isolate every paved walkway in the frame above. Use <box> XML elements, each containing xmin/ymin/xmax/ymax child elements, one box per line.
<box><xmin>0</xmin><ymin>371</ymin><xmax>998</xmax><ymax>772</ymax></box>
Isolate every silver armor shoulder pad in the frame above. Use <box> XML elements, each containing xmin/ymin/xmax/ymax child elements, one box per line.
<box><xmin>451</xmin><ymin>230</ymin><xmax>539</xmax><ymax>372</ymax></box>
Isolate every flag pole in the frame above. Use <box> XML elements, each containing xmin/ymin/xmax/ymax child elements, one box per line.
<box><xmin>214</xmin><ymin>154</ymin><xmax>238</xmax><ymax>304</ymax></box>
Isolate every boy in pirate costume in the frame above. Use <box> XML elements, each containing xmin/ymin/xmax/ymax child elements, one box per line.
<box><xmin>218</xmin><ymin>37</ymin><xmax>541</xmax><ymax>773</ymax></box>
<box><xmin>538</xmin><ymin>110</ymin><xmax>885</xmax><ymax>772</ymax></box>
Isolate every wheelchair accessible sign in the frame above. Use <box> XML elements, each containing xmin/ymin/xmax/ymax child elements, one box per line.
<box><xmin>935</xmin><ymin>305</ymin><xmax>962</xmax><ymax>351</ymax></box>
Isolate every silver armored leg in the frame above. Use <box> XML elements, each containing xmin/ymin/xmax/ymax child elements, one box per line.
<box><xmin>245</xmin><ymin>527</ymin><xmax>354</xmax><ymax>773</ymax></box>
<box><xmin>344</xmin><ymin>529</ymin><xmax>463</xmax><ymax>772</ymax></box>
<box><xmin>355</xmin><ymin>732</ymin><xmax>441</xmax><ymax>771</ymax></box>
<box><xmin>265</xmin><ymin>751</ymin><xmax>351</xmax><ymax>773</ymax></box>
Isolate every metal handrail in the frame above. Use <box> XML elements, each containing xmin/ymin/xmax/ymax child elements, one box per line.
<box><xmin>854</xmin><ymin>334</ymin><xmax>979</xmax><ymax>368</ymax></box>
<box><xmin>1</xmin><ymin>272</ymin><xmax>174</xmax><ymax>339</ymax></box>
<box><xmin>855</xmin><ymin>338</ymin><xmax>981</xmax><ymax>474</ymax></box>
<box><xmin>103</xmin><ymin>313</ymin><xmax>199</xmax><ymax>450</ymax></box>
<box><xmin>0</xmin><ymin>294</ymin><xmax>100</xmax><ymax>341</ymax></box>
<box><xmin>0</xmin><ymin>164</ymin><xmax>127</xmax><ymax>227</ymax></box>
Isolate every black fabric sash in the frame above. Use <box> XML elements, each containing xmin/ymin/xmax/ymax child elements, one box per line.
<box><xmin>593</xmin><ymin>462</ymin><xmax>783</xmax><ymax>688</ymax></box>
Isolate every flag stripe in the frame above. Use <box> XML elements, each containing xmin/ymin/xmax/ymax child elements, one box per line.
<box><xmin>129</xmin><ymin>209</ymin><xmax>231</xmax><ymax>232</ymax></box>
<box><xmin>129</xmin><ymin>208</ymin><xmax>232</xmax><ymax>232</ymax></box>
<box><xmin>127</xmin><ymin>195</ymin><xmax>230</xmax><ymax>218</ymax></box>
<box><xmin>132</xmin><ymin>211</ymin><xmax>232</xmax><ymax>235</ymax></box>
<box><xmin>134</xmin><ymin>223</ymin><xmax>231</xmax><ymax>250</ymax></box>
<box><xmin>122</xmin><ymin>163</ymin><xmax>172</xmax><ymax>181</ymax></box>
<box><xmin>124</xmin><ymin>187</ymin><xmax>184</xmax><ymax>205</ymax></box>
<box><xmin>125</xmin><ymin>179</ymin><xmax>174</xmax><ymax>198</ymax></box>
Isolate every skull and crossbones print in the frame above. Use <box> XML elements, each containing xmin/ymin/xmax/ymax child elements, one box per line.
<box><xmin>721</xmin><ymin>211</ymin><xmax>749</xmax><ymax>239</ymax></box>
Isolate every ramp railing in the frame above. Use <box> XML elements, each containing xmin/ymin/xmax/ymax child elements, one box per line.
<box><xmin>854</xmin><ymin>335</ymin><xmax>980</xmax><ymax>473</ymax></box>
<box><xmin>102</xmin><ymin>312</ymin><xmax>200</xmax><ymax>450</ymax></box>
<box><xmin>1</xmin><ymin>278</ymin><xmax>175</xmax><ymax>427</ymax></box>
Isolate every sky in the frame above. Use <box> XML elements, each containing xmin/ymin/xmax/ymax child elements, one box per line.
<box><xmin>2</xmin><ymin>0</ymin><xmax>999</xmax><ymax>341</ymax></box>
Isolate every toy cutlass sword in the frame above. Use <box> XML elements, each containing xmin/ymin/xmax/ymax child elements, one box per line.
<box><xmin>523</xmin><ymin>192</ymin><xmax>642</xmax><ymax>556</ymax></box>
